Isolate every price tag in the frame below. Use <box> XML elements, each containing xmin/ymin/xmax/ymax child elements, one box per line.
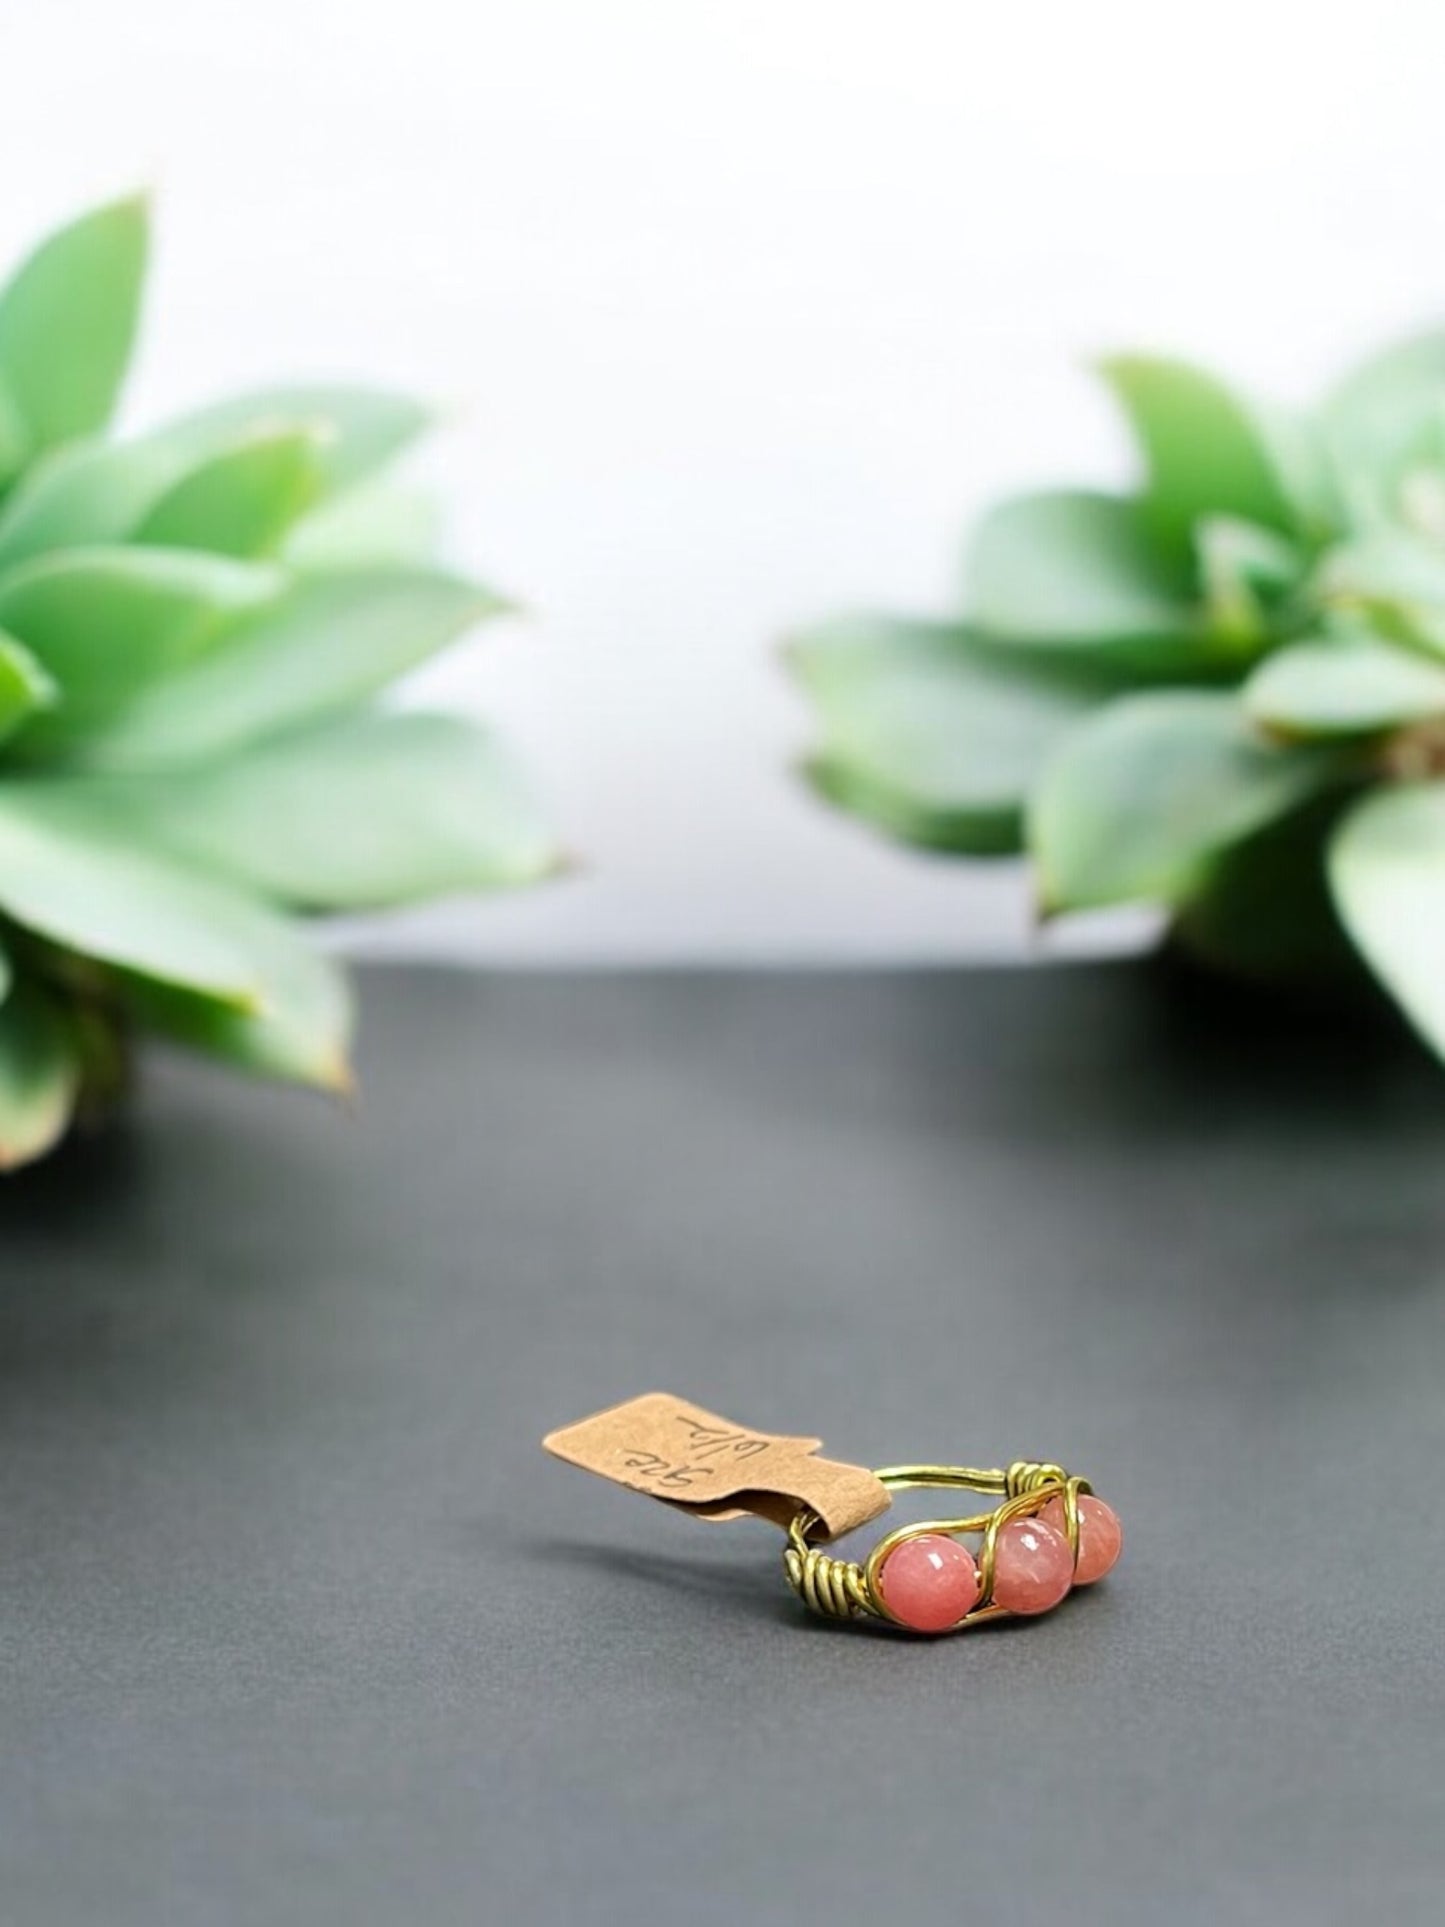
<box><xmin>543</xmin><ymin>1393</ymin><xmax>892</xmax><ymax>1538</ymax></box>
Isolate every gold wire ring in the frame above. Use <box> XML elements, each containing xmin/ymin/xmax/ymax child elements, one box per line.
<box><xmin>784</xmin><ymin>1460</ymin><xmax>1101</xmax><ymax>1633</ymax></box>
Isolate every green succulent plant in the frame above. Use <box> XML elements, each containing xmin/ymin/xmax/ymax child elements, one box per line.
<box><xmin>0</xmin><ymin>198</ymin><xmax>556</xmax><ymax>1169</ymax></box>
<box><xmin>792</xmin><ymin>338</ymin><xmax>1445</xmax><ymax>1064</ymax></box>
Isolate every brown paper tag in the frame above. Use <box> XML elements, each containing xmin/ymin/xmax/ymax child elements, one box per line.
<box><xmin>543</xmin><ymin>1393</ymin><xmax>891</xmax><ymax>1539</ymax></box>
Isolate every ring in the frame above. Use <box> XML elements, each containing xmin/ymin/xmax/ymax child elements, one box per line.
<box><xmin>783</xmin><ymin>1459</ymin><xmax>1122</xmax><ymax>1634</ymax></box>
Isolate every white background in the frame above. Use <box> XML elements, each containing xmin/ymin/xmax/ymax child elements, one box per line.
<box><xmin>1</xmin><ymin>0</ymin><xmax>1439</xmax><ymax>960</ymax></box>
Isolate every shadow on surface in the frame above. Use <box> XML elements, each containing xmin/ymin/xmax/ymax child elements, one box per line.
<box><xmin>512</xmin><ymin>1532</ymin><xmax>793</xmax><ymax>1623</ymax></box>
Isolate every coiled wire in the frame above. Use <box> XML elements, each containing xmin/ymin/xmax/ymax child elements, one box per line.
<box><xmin>783</xmin><ymin>1459</ymin><xmax>1091</xmax><ymax>1631</ymax></box>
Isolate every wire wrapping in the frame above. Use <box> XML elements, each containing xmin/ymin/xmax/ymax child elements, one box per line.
<box><xmin>783</xmin><ymin>1459</ymin><xmax>1093</xmax><ymax>1631</ymax></box>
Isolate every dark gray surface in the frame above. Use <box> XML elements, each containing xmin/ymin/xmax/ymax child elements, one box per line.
<box><xmin>3</xmin><ymin>964</ymin><xmax>1444</xmax><ymax>1926</ymax></box>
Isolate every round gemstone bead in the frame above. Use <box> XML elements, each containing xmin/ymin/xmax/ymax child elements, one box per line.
<box><xmin>1041</xmin><ymin>1493</ymin><xmax>1123</xmax><ymax>1585</ymax></box>
<box><xmin>989</xmin><ymin>1515</ymin><xmax>1074</xmax><ymax>1615</ymax></box>
<box><xmin>879</xmin><ymin>1533</ymin><xmax>980</xmax><ymax>1634</ymax></box>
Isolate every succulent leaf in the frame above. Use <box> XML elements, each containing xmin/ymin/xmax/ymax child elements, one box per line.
<box><xmin>42</xmin><ymin>711</ymin><xmax>558</xmax><ymax>910</ymax></box>
<box><xmin>0</xmin><ymin>631</ymin><xmax>57</xmax><ymax>743</ymax></box>
<box><xmin>0</xmin><ymin>389</ymin><xmax>427</xmax><ymax>570</ymax></box>
<box><xmin>286</xmin><ymin>479</ymin><xmax>442</xmax><ymax>571</ymax></box>
<box><xmin>0</xmin><ymin>547</ymin><xmax>283</xmax><ymax>744</ymax></box>
<box><xmin>122</xmin><ymin>902</ymin><xmax>354</xmax><ymax>1092</ymax></box>
<box><xmin>963</xmin><ymin>491</ymin><xmax>1210</xmax><ymax>674</ymax></box>
<box><xmin>0</xmin><ymin>437</ymin><xmax>182</xmax><ymax>568</ymax></box>
<box><xmin>1318</xmin><ymin>529</ymin><xmax>1445</xmax><ymax>653</ymax></box>
<box><xmin>1099</xmin><ymin>355</ymin><xmax>1329</xmax><ymax>551</ymax></box>
<box><xmin>76</xmin><ymin>568</ymin><xmax>503</xmax><ymax>771</ymax></box>
<box><xmin>0</xmin><ymin>977</ymin><xmax>81</xmax><ymax>1171</ymax></box>
<box><xmin>797</xmin><ymin>326</ymin><xmax>1445</xmax><ymax>1068</ymax></box>
<box><xmin>0</xmin><ymin>385</ymin><xmax>30</xmax><ymax>488</ymax></box>
<box><xmin>0</xmin><ymin>197</ymin><xmax>147</xmax><ymax>473</ymax></box>
<box><xmin>0</xmin><ymin>783</ymin><xmax>291</xmax><ymax>1005</ymax></box>
<box><xmin>1195</xmin><ymin>517</ymin><xmax>1305</xmax><ymax>646</ymax></box>
<box><xmin>791</xmin><ymin>615</ymin><xmax>1105</xmax><ymax>854</ymax></box>
<box><xmin>0</xmin><ymin>199</ymin><xmax>553</xmax><ymax>1167</ymax></box>
<box><xmin>1030</xmin><ymin>691</ymin><xmax>1348</xmax><ymax>912</ymax></box>
<box><xmin>1325</xmin><ymin>331</ymin><xmax>1445</xmax><ymax>476</ymax></box>
<box><xmin>1329</xmin><ymin>783</ymin><xmax>1445</xmax><ymax>1057</ymax></box>
<box><xmin>1245</xmin><ymin>631</ymin><xmax>1445</xmax><ymax>738</ymax></box>
<box><xmin>154</xmin><ymin>386</ymin><xmax>432</xmax><ymax>495</ymax></box>
<box><xmin>133</xmin><ymin>426</ymin><xmax>329</xmax><ymax>557</ymax></box>
<box><xmin>1170</xmin><ymin>793</ymin><xmax>1363</xmax><ymax>983</ymax></box>
<box><xmin>803</xmin><ymin>755</ymin><xmax>1020</xmax><ymax>854</ymax></box>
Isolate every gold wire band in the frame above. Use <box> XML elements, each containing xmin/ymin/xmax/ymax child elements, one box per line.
<box><xmin>783</xmin><ymin>1459</ymin><xmax>1093</xmax><ymax>1630</ymax></box>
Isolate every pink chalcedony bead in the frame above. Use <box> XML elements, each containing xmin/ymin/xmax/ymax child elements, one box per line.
<box><xmin>989</xmin><ymin>1516</ymin><xmax>1074</xmax><ymax>1615</ymax></box>
<box><xmin>879</xmin><ymin>1533</ymin><xmax>980</xmax><ymax>1634</ymax></box>
<box><xmin>1041</xmin><ymin>1493</ymin><xmax>1123</xmax><ymax>1586</ymax></box>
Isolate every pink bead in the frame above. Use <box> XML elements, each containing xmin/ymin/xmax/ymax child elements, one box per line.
<box><xmin>879</xmin><ymin>1533</ymin><xmax>980</xmax><ymax>1634</ymax></box>
<box><xmin>989</xmin><ymin>1515</ymin><xmax>1074</xmax><ymax>1615</ymax></box>
<box><xmin>1041</xmin><ymin>1493</ymin><xmax>1123</xmax><ymax>1585</ymax></box>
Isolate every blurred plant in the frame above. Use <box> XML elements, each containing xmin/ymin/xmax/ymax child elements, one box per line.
<box><xmin>791</xmin><ymin>338</ymin><xmax>1445</xmax><ymax>1064</ymax></box>
<box><xmin>0</xmin><ymin>198</ymin><xmax>557</xmax><ymax>1169</ymax></box>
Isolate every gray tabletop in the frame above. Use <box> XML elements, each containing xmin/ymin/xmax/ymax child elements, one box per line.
<box><xmin>3</xmin><ymin>964</ymin><xmax>1443</xmax><ymax>1926</ymax></box>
